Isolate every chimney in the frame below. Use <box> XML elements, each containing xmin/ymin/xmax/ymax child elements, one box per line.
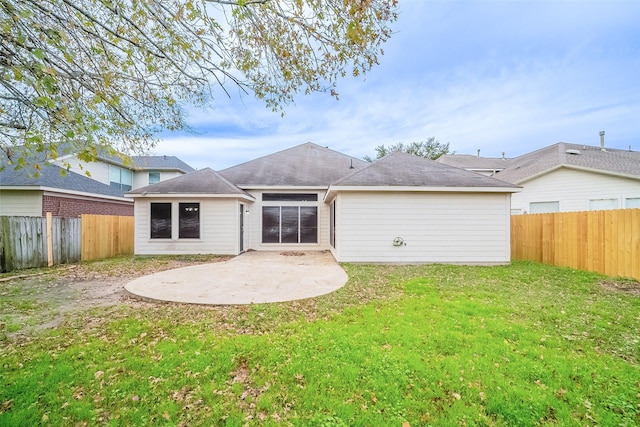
<box><xmin>599</xmin><ymin>131</ymin><xmax>605</xmax><ymax>150</ymax></box>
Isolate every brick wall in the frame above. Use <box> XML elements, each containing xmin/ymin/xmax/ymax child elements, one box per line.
<box><xmin>42</xmin><ymin>195</ymin><xmax>133</xmax><ymax>217</ymax></box>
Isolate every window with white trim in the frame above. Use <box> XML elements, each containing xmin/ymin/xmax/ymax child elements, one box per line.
<box><xmin>109</xmin><ymin>165</ymin><xmax>132</xmax><ymax>191</ymax></box>
<box><xmin>589</xmin><ymin>198</ymin><xmax>618</xmax><ymax>211</ymax></box>
<box><xmin>529</xmin><ymin>201</ymin><xmax>559</xmax><ymax>213</ymax></box>
<box><xmin>149</xmin><ymin>172</ymin><xmax>160</xmax><ymax>184</ymax></box>
<box><xmin>261</xmin><ymin>193</ymin><xmax>318</xmax><ymax>244</ymax></box>
<box><xmin>625</xmin><ymin>198</ymin><xmax>640</xmax><ymax>208</ymax></box>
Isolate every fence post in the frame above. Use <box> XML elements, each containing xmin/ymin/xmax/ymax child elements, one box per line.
<box><xmin>46</xmin><ymin>212</ymin><xmax>53</xmax><ymax>267</ymax></box>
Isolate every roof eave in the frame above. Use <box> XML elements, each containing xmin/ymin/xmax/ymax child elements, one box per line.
<box><xmin>126</xmin><ymin>192</ymin><xmax>256</xmax><ymax>202</ymax></box>
<box><xmin>323</xmin><ymin>185</ymin><xmax>521</xmax><ymax>203</ymax></box>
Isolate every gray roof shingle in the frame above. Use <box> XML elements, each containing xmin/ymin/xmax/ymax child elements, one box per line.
<box><xmin>127</xmin><ymin>168</ymin><xmax>253</xmax><ymax>198</ymax></box>
<box><xmin>130</xmin><ymin>156</ymin><xmax>195</xmax><ymax>173</ymax></box>
<box><xmin>0</xmin><ymin>162</ymin><xmax>128</xmax><ymax>198</ymax></box>
<box><xmin>495</xmin><ymin>142</ymin><xmax>640</xmax><ymax>184</ymax></box>
<box><xmin>219</xmin><ymin>142</ymin><xmax>368</xmax><ymax>186</ymax></box>
<box><xmin>437</xmin><ymin>154</ymin><xmax>510</xmax><ymax>170</ymax></box>
<box><xmin>332</xmin><ymin>151</ymin><xmax>520</xmax><ymax>188</ymax></box>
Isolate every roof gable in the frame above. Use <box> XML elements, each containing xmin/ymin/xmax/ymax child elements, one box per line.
<box><xmin>127</xmin><ymin>167</ymin><xmax>251</xmax><ymax>198</ymax></box>
<box><xmin>496</xmin><ymin>142</ymin><xmax>640</xmax><ymax>184</ymax></box>
<box><xmin>332</xmin><ymin>151</ymin><xmax>520</xmax><ymax>188</ymax></box>
<box><xmin>219</xmin><ymin>142</ymin><xmax>368</xmax><ymax>186</ymax></box>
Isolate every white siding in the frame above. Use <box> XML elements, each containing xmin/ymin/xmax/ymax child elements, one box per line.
<box><xmin>511</xmin><ymin>168</ymin><xmax>640</xmax><ymax>213</ymax></box>
<box><xmin>132</xmin><ymin>171</ymin><xmax>184</xmax><ymax>189</ymax></box>
<box><xmin>244</xmin><ymin>190</ymin><xmax>330</xmax><ymax>252</ymax></box>
<box><xmin>51</xmin><ymin>157</ymin><xmax>111</xmax><ymax>185</ymax></box>
<box><xmin>134</xmin><ymin>197</ymin><xmax>242</xmax><ymax>255</ymax></box>
<box><xmin>0</xmin><ymin>190</ymin><xmax>43</xmax><ymax>216</ymax></box>
<box><xmin>332</xmin><ymin>192</ymin><xmax>511</xmax><ymax>264</ymax></box>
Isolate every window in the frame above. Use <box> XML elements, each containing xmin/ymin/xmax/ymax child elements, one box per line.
<box><xmin>179</xmin><ymin>203</ymin><xmax>200</xmax><ymax>239</ymax></box>
<box><xmin>149</xmin><ymin>172</ymin><xmax>160</xmax><ymax>185</ymax></box>
<box><xmin>150</xmin><ymin>203</ymin><xmax>171</xmax><ymax>238</ymax></box>
<box><xmin>625</xmin><ymin>198</ymin><xmax>640</xmax><ymax>208</ymax></box>
<box><xmin>529</xmin><ymin>201</ymin><xmax>559</xmax><ymax>213</ymax></box>
<box><xmin>109</xmin><ymin>165</ymin><xmax>132</xmax><ymax>191</ymax></box>
<box><xmin>589</xmin><ymin>198</ymin><xmax>617</xmax><ymax>211</ymax></box>
<box><xmin>262</xmin><ymin>206</ymin><xmax>317</xmax><ymax>243</ymax></box>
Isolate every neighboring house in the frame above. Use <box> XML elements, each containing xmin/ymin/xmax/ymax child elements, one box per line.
<box><xmin>437</xmin><ymin>153</ymin><xmax>510</xmax><ymax>176</ymax></box>
<box><xmin>0</xmin><ymin>147</ymin><xmax>194</xmax><ymax>217</ymax></box>
<box><xmin>494</xmin><ymin>142</ymin><xmax>640</xmax><ymax>214</ymax></box>
<box><xmin>127</xmin><ymin>143</ymin><xmax>520</xmax><ymax>264</ymax></box>
<box><xmin>438</xmin><ymin>142</ymin><xmax>640</xmax><ymax>214</ymax></box>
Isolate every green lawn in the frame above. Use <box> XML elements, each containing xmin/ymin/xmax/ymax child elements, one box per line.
<box><xmin>1</xmin><ymin>260</ymin><xmax>639</xmax><ymax>426</ymax></box>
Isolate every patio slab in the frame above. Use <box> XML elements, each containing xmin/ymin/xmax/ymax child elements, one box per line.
<box><xmin>124</xmin><ymin>251</ymin><xmax>348</xmax><ymax>305</ymax></box>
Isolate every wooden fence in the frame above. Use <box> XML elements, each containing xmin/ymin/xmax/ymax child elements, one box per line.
<box><xmin>80</xmin><ymin>214</ymin><xmax>134</xmax><ymax>261</ymax></box>
<box><xmin>0</xmin><ymin>215</ymin><xmax>81</xmax><ymax>272</ymax></box>
<box><xmin>0</xmin><ymin>214</ymin><xmax>133</xmax><ymax>273</ymax></box>
<box><xmin>511</xmin><ymin>209</ymin><xmax>640</xmax><ymax>281</ymax></box>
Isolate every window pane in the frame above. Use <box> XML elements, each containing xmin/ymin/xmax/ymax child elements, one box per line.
<box><xmin>262</xmin><ymin>193</ymin><xmax>318</xmax><ymax>202</ymax></box>
<box><xmin>149</xmin><ymin>172</ymin><xmax>160</xmax><ymax>184</ymax></box>
<box><xmin>626</xmin><ymin>198</ymin><xmax>640</xmax><ymax>208</ymax></box>
<box><xmin>262</xmin><ymin>207</ymin><xmax>280</xmax><ymax>243</ymax></box>
<box><xmin>151</xmin><ymin>203</ymin><xmax>171</xmax><ymax>239</ymax></box>
<box><xmin>300</xmin><ymin>207</ymin><xmax>318</xmax><ymax>243</ymax></box>
<box><xmin>589</xmin><ymin>198</ymin><xmax>617</xmax><ymax>211</ymax></box>
<box><xmin>281</xmin><ymin>206</ymin><xmax>299</xmax><ymax>243</ymax></box>
<box><xmin>179</xmin><ymin>203</ymin><xmax>200</xmax><ymax>239</ymax></box>
<box><xmin>529</xmin><ymin>201</ymin><xmax>559</xmax><ymax>213</ymax></box>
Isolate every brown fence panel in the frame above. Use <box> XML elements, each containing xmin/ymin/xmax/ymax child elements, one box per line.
<box><xmin>81</xmin><ymin>214</ymin><xmax>134</xmax><ymax>261</ymax></box>
<box><xmin>511</xmin><ymin>209</ymin><xmax>640</xmax><ymax>281</ymax></box>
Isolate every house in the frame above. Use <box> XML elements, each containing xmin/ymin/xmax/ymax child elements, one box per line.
<box><xmin>437</xmin><ymin>142</ymin><xmax>640</xmax><ymax>214</ymax></box>
<box><xmin>0</xmin><ymin>146</ymin><xmax>194</xmax><ymax>217</ymax></box>
<box><xmin>126</xmin><ymin>143</ymin><xmax>520</xmax><ymax>264</ymax></box>
<box><xmin>496</xmin><ymin>142</ymin><xmax>640</xmax><ymax>214</ymax></box>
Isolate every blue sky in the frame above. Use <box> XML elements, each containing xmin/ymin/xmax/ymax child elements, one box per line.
<box><xmin>155</xmin><ymin>0</ymin><xmax>640</xmax><ymax>170</ymax></box>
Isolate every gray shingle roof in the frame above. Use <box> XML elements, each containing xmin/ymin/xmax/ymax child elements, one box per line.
<box><xmin>332</xmin><ymin>151</ymin><xmax>520</xmax><ymax>188</ymax></box>
<box><xmin>0</xmin><ymin>162</ymin><xmax>128</xmax><ymax>198</ymax></box>
<box><xmin>130</xmin><ymin>156</ymin><xmax>195</xmax><ymax>173</ymax></box>
<box><xmin>495</xmin><ymin>142</ymin><xmax>640</xmax><ymax>184</ymax></box>
<box><xmin>127</xmin><ymin>168</ymin><xmax>253</xmax><ymax>198</ymax></box>
<box><xmin>219</xmin><ymin>142</ymin><xmax>368</xmax><ymax>186</ymax></box>
<box><xmin>437</xmin><ymin>154</ymin><xmax>510</xmax><ymax>171</ymax></box>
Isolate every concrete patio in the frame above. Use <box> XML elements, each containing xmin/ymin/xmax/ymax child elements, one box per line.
<box><xmin>124</xmin><ymin>251</ymin><xmax>348</xmax><ymax>305</ymax></box>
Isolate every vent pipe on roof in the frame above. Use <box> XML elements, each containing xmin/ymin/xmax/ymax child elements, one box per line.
<box><xmin>599</xmin><ymin>131</ymin><xmax>605</xmax><ymax>151</ymax></box>
<box><xmin>349</xmin><ymin>159</ymin><xmax>354</xmax><ymax>169</ymax></box>
<box><xmin>477</xmin><ymin>149</ymin><xmax>480</xmax><ymax>157</ymax></box>
<box><xmin>501</xmin><ymin>152</ymin><xmax>505</xmax><ymax>160</ymax></box>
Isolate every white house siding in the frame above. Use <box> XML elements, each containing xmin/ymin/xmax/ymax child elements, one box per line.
<box><xmin>243</xmin><ymin>189</ymin><xmax>330</xmax><ymax>252</ymax></box>
<box><xmin>52</xmin><ymin>157</ymin><xmax>111</xmax><ymax>185</ymax></box>
<box><xmin>331</xmin><ymin>192</ymin><xmax>511</xmax><ymax>264</ymax></box>
<box><xmin>134</xmin><ymin>197</ymin><xmax>241</xmax><ymax>255</ymax></box>
<box><xmin>0</xmin><ymin>190</ymin><xmax>43</xmax><ymax>216</ymax></box>
<box><xmin>132</xmin><ymin>171</ymin><xmax>184</xmax><ymax>189</ymax></box>
<box><xmin>510</xmin><ymin>168</ymin><xmax>640</xmax><ymax>213</ymax></box>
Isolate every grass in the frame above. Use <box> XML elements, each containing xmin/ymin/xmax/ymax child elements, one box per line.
<box><xmin>1</xmin><ymin>260</ymin><xmax>639</xmax><ymax>426</ymax></box>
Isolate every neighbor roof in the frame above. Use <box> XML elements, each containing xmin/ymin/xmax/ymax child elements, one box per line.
<box><xmin>0</xmin><ymin>161</ymin><xmax>129</xmax><ymax>199</ymax></box>
<box><xmin>437</xmin><ymin>154</ymin><xmax>510</xmax><ymax>171</ymax></box>
<box><xmin>127</xmin><ymin>168</ymin><xmax>253</xmax><ymax>199</ymax></box>
<box><xmin>131</xmin><ymin>156</ymin><xmax>195</xmax><ymax>173</ymax></box>
<box><xmin>219</xmin><ymin>142</ymin><xmax>368</xmax><ymax>186</ymax></box>
<box><xmin>495</xmin><ymin>142</ymin><xmax>640</xmax><ymax>184</ymax></box>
